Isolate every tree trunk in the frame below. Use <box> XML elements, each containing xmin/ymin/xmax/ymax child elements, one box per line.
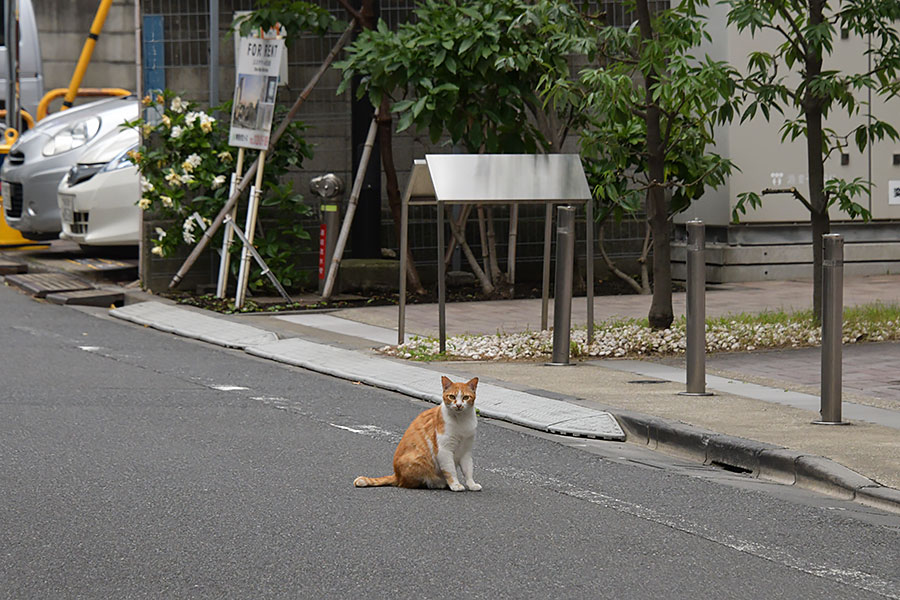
<box><xmin>805</xmin><ymin>0</ymin><xmax>829</xmax><ymax>324</ymax></box>
<box><xmin>807</xmin><ymin>100</ymin><xmax>829</xmax><ymax>324</ymax></box>
<box><xmin>378</xmin><ymin>97</ymin><xmax>425</xmax><ymax>295</ymax></box>
<box><xmin>636</xmin><ymin>0</ymin><xmax>673</xmax><ymax>330</ymax></box>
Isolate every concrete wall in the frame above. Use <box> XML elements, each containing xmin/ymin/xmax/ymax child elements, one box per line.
<box><xmin>35</xmin><ymin>0</ymin><xmax>137</xmax><ymax>109</ymax></box>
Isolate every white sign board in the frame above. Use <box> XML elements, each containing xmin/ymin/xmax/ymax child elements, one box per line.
<box><xmin>889</xmin><ymin>180</ymin><xmax>900</xmax><ymax>205</ymax></box>
<box><xmin>229</xmin><ymin>37</ymin><xmax>284</xmax><ymax>150</ymax></box>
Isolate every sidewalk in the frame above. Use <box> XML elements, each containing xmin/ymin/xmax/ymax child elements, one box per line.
<box><xmin>103</xmin><ymin>275</ymin><xmax>900</xmax><ymax>515</ymax></box>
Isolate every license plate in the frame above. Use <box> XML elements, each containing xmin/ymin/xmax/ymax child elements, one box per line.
<box><xmin>60</xmin><ymin>194</ymin><xmax>74</xmax><ymax>224</ymax></box>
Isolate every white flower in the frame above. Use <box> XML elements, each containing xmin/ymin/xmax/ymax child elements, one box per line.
<box><xmin>217</xmin><ymin>150</ymin><xmax>233</xmax><ymax>162</ymax></box>
<box><xmin>160</xmin><ymin>195</ymin><xmax>174</xmax><ymax>208</ymax></box>
<box><xmin>199</xmin><ymin>114</ymin><xmax>215</xmax><ymax>133</ymax></box>
<box><xmin>154</xmin><ymin>227</ymin><xmax>167</xmax><ymax>240</ymax></box>
<box><xmin>170</xmin><ymin>125</ymin><xmax>184</xmax><ymax>139</ymax></box>
<box><xmin>138</xmin><ymin>197</ymin><xmax>151</xmax><ymax>210</ymax></box>
<box><xmin>164</xmin><ymin>169</ymin><xmax>182</xmax><ymax>186</ymax></box>
<box><xmin>185</xmin><ymin>153</ymin><xmax>202</xmax><ymax>169</ymax></box>
<box><xmin>170</xmin><ymin>96</ymin><xmax>186</xmax><ymax>113</ymax></box>
<box><xmin>184</xmin><ymin>111</ymin><xmax>199</xmax><ymax>126</ymax></box>
<box><xmin>140</xmin><ymin>176</ymin><xmax>154</xmax><ymax>192</ymax></box>
<box><xmin>180</xmin><ymin>172</ymin><xmax>195</xmax><ymax>184</ymax></box>
<box><xmin>211</xmin><ymin>174</ymin><xmax>226</xmax><ymax>189</ymax></box>
<box><xmin>151</xmin><ymin>245</ymin><xmax>164</xmax><ymax>256</ymax></box>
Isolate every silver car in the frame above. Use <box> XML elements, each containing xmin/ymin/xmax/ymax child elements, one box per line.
<box><xmin>57</xmin><ymin>127</ymin><xmax>140</xmax><ymax>248</ymax></box>
<box><xmin>1</xmin><ymin>95</ymin><xmax>138</xmax><ymax>240</ymax></box>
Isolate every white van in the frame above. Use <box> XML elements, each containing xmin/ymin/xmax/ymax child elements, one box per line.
<box><xmin>0</xmin><ymin>0</ymin><xmax>43</xmax><ymax>125</ymax></box>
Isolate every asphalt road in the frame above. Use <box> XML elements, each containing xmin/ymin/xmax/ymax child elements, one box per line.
<box><xmin>1</xmin><ymin>284</ymin><xmax>899</xmax><ymax>599</ymax></box>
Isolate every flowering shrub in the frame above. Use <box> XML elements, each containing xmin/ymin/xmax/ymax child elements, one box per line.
<box><xmin>125</xmin><ymin>89</ymin><xmax>314</xmax><ymax>291</ymax></box>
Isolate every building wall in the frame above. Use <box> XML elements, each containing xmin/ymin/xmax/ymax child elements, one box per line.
<box><xmin>682</xmin><ymin>10</ymin><xmax>900</xmax><ymax>226</ymax></box>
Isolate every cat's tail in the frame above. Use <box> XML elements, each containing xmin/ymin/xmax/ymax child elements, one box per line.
<box><xmin>353</xmin><ymin>474</ymin><xmax>397</xmax><ymax>487</ymax></box>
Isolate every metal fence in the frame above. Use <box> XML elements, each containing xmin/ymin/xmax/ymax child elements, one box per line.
<box><xmin>138</xmin><ymin>0</ymin><xmax>650</xmax><ymax>286</ymax></box>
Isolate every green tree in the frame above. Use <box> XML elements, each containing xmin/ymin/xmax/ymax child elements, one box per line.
<box><xmin>336</xmin><ymin>0</ymin><xmax>588</xmax><ymax>295</ymax></box>
<box><xmin>724</xmin><ymin>0</ymin><xmax>900</xmax><ymax>321</ymax></box>
<box><xmin>539</xmin><ymin>0</ymin><xmax>740</xmax><ymax>329</ymax></box>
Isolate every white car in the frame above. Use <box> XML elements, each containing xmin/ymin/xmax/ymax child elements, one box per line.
<box><xmin>57</xmin><ymin>126</ymin><xmax>140</xmax><ymax>247</ymax></box>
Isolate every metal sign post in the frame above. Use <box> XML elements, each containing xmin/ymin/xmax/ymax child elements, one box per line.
<box><xmin>398</xmin><ymin>154</ymin><xmax>594</xmax><ymax>352</ymax></box>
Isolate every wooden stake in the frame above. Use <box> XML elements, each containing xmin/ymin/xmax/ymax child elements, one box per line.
<box><xmin>234</xmin><ymin>150</ymin><xmax>267</xmax><ymax>308</ymax></box>
<box><xmin>216</xmin><ymin>147</ymin><xmax>245</xmax><ymax>297</ymax></box>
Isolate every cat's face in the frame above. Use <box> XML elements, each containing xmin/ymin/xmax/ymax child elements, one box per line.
<box><xmin>441</xmin><ymin>376</ymin><xmax>478</xmax><ymax>412</ymax></box>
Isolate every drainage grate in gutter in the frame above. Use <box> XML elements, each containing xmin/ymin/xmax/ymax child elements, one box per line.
<box><xmin>4</xmin><ymin>272</ymin><xmax>94</xmax><ymax>298</ymax></box>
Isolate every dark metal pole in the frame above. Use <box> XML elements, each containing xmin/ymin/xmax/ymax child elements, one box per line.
<box><xmin>681</xmin><ymin>220</ymin><xmax>712</xmax><ymax>395</ymax></box>
<box><xmin>437</xmin><ymin>202</ymin><xmax>446</xmax><ymax>353</ymax></box>
<box><xmin>814</xmin><ymin>234</ymin><xmax>848</xmax><ymax>425</ymax></box>
<box><xmin>549</xmin><ymin>206</ymin><xmax>576</xmax><ymax>366</ymax></box>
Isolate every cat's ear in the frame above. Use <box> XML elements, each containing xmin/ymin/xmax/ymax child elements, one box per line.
<box><xmin>466</xmin><ymin>377</ymin><xmax>479</xmax><ymax>391</ymax></box>
<box><xmin>441</xmin><ymin>375</ymin><xmax>453</xmax><ymax>390</ymax></box>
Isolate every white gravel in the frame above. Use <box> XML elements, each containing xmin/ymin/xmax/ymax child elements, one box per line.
<box><xmin>379</xmin><ymin>318</ymin><xmax>900</xmax><ymax>361</ymax></box>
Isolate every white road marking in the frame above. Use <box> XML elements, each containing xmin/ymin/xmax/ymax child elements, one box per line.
<box><xmin>210</xmin><ymin>385</ymin><xmax>249</xmax><ymax>391</ymax></box>
<box><xmin>484</xmin><ymin>465</ymin><xmax>900</xmax><ymax>599</ymax></box>
<box><xmin>332</xmin><ymin>417</ymin><xmax>900</xmax><ymax>597</ymax></box>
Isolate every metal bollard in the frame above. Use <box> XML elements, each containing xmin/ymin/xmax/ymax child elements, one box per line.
<box><xmin>814</xmin><ymin>234</ymin><xmax>848</xmax><ymax>425</ymax></box>
<box><xmin>549</xmin><ymin>206</ymin><xmax>576</xmax><ymax>366</ymax></box>
<box><xmin>310</xmin><ymin>174</ymin><xmax>344</xmax><ymax>296</ymax></box>
<box><xmin>680</xmin><ymin>220</ymin><xmax>712</xmax><ymax>396</ymax></box>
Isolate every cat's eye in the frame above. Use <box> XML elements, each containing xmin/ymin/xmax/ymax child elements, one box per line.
<box><xmin>463</xmin><ymin>395</ymin><xmax>471</xmax><ymax>400</ymax></box>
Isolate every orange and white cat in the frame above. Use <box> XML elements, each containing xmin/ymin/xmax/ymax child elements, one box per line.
<box><xmin>354</xmin><ymin>376</ymin><xmax>482</xmax><ymax>491</ymax></box>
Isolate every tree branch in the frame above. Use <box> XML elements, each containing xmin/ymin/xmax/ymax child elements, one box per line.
<box><xmin>336</xmin><ymin>0</ymin><xmax>363</xmax><ymax>23</ymax></box>
<box><xmin>762</xmin><ymin>186</ymin><xmax>813</xmax><ymax>212</ymax></box>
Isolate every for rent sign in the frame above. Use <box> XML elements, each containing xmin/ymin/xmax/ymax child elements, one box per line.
<box><xmin>228</xmin><ymin>36</ymin><xmax>284</xmax><ymax>150</ymax></box>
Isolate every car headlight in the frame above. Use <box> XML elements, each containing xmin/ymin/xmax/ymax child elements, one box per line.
<box><xmin>101</xmin><ymin>144</ymin><xmax>138</xmax><ymax>173</ymax></box>
<box><xmin>42</xmin><ymin>116</ymin><xmax>102</xmax><ymax>156</ymax></box>
<box><xmin>66</xmin><ymin>163</ymin><xmax>105</xmax><ymax>186</ymax></box>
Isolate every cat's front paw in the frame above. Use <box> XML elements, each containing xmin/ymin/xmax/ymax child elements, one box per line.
<box><xmin>466</xmin><ymin>482</ymin><xmax>482</xmax><ymax>491</ymax></box>
<box><xmin>449</xmin><ymin>482</ymin><xmax>466</xmax><ymax>492</ymax></box>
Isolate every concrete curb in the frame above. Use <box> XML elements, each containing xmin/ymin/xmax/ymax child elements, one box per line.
<box><xmin>109</xmin><ymin>302</ymin><xmax>625</xmax><ymax>442</ymax></box>
<box><xmin>611</xmin><ymin>407</ymin><xmax>900</xmax><ymax>514</ymax></box>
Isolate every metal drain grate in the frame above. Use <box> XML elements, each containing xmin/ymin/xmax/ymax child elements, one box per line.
<box><xmin>4</xmin><ymin>272</ymin><xmax>94</xmax><ymax>298</ymax></box>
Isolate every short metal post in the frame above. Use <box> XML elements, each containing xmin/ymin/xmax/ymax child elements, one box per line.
<box><xmin>680</xmin><ymin>220</ymin><xmax>712</xmax><ymax>396</ymax></box>
<box><xmin>814</xmin><ymin>234</ymin><xmax>848</xmax><ymax>425</ymax></box>
<box><xmin>549</xmin><ymin>206</ymin><xmax>576</xmax><ymax>366</ymax></box>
